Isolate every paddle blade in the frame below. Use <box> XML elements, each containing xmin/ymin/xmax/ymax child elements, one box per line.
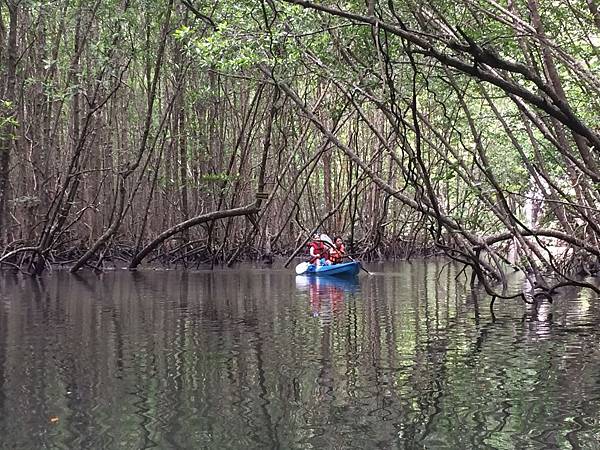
<box><xmin>320</xmin><ymin>234</ymin><xmax>334</xmax><ymax>247</ymax></box>
<box><xmin>295</xmin><ymin>262</ymin><xmax>310</xmax><ymax>275</ymax></box>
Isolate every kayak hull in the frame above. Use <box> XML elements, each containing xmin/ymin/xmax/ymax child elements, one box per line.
<box><xmin>304</xmin><ymin>261</ymin><xmax>360</xmax><ymax>277</ymax></box>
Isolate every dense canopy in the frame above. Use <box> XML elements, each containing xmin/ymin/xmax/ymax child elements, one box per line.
<box><xmin>1</xmin><ymin>0</ymin><xmax>600</xmax><ymax>302</ymax></box>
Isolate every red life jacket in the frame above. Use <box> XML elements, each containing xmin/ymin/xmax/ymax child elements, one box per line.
<box><xmin>308</xmin><ymin>241</ymin><xmax>325</xmax><ymax>263</ymax></box>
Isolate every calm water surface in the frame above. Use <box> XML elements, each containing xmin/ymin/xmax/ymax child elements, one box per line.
<box><xmin>1</xmin><ymin>260</ymin><xmax>600</xmax><ymax>449</ymax></box>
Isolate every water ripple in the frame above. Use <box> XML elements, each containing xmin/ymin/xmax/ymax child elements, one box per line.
<box><xmin>2</xmin><ymin>268</ymin><xmax>600</xmax><ymax>447</ymax></box>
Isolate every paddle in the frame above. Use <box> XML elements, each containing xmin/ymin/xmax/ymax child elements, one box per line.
<box><xmin>319</xmin><ymin>234</ymin><xmax>371</xmax><ymax>275</ymax></box>
<box><xmin>319</xmin><ymin>233</ymin><xmax>334</xmax><ymax>247</ymax></box>
<box><xmin>295</xmin><ymin>261</ymin><xmax>311</xmax><ymax>275</ymax></box>
<box><xmin>347</xmin><ymin>255</ymin><xmax>371</xmax><ymax>275</ymax></box>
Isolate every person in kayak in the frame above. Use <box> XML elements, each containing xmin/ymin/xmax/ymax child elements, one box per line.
<box><xmin>328</xmin><ymin>236</ymin><xmax>346</xmax><ymax>264</ymax></box>
<box><xmin>308</xmin><ymin>233</ymin><xmax>330</xmax><ymax>267</ymax></box>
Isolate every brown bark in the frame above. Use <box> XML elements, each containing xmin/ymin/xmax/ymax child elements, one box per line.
<box><xmin>178</xmin><ymin>79</ymin><xmax>189</xmax><ymax>226</ymax></box>
<box><xmin>528</xmin><ymin>0</ymin><xmax>599</xmax><ymax>178</ymax></box>
<box><xmin>128</xmin><ymin>203</ymin><xmax>260</xmax><ymax>269</ymax></box>
<box><xmin>225</xmin><ymin>86</ymin><xmax>280</xmax><ymax>265</ymax></box>
<box><xmin>32</xmin><ymin>0</ymin><xmax>105</xmax><ymax>268</ymax></box>
<box><xmin>70</xmin><ymin>0</ymin><xmax>172</xmax><ymax>272</ymax></box>
<box><xmin>588</xmin><ymin>0</ymin><xmax>600</xmax><ymax>30</ymax></box>
<box><xmin>0</xmin><ymin>0</ymin><xmax>17</xmax><ymax>246</ymax></box>
<box><xmin>282</xmin><ymin>0</ymin><xmax>600</xmax><ymax>151</ymax></box>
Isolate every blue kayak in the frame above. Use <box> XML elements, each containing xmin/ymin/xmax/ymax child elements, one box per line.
<box><xmin>304</xmin><ymin>261</ymin><xmax>360</xmax><ymax>277</ymax></box>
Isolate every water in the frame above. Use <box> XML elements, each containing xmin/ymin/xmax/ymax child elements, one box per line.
<box><xmin>1</xmin><ymin>260</ymin><xmax>599</xmax><ymax>449</ymax></box>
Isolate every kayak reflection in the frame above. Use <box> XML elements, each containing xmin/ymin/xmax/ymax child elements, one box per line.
<box><xmin>295</xmin><ymin>275</ymin><xmax>360</xmax><ymax>322</ymax></box>
<box><xmin>295</xmin><ymin>275</ymin><xmax>359</xmax><ymax>292</ymax></box>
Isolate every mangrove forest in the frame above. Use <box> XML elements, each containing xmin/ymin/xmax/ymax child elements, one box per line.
<box><xmin>2</xmin><ymin>0</ymin><xmax>600</xmax><ymax>304</ymax></box>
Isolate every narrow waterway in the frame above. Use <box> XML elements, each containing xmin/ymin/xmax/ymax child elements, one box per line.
<box><xmin>0</xmin><ymin>260</ymin><xmax>599</xmax><ymax>449</ymax></box>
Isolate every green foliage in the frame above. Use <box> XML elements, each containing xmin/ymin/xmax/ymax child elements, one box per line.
<box><xmin>4</xmin><ymin>0</ymin><xmax>600</xmax><ymax>260</ymax></box>
<box><xmin>174</xmin><ymin>1</ymin><xmax>346</xmax><ymax>75</ymax></box>
<box><xmin>0</xmin><ymin>100</ymin><xmax>18</xmax><ymax>137</ymax></box>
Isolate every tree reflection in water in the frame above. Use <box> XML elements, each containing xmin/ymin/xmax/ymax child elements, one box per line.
<box><xmin>0</xmin><ymin>263</ymin><xmax>600</xmax><ymax>448</ymax></box>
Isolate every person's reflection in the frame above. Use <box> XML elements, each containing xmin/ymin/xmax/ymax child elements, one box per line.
<box><xmin>296</xmin><ymin>276</ymin><xmax>358</xmax><ymax>324</ymax></box>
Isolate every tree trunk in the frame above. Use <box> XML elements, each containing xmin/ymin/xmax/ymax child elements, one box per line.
<box><xmin>129</xmin><ymin>203</ymin><xmax>260</xmax><ymax>269</ymax></box>
<box><xmin>0</xmin><ymin>1</ymin><xmax>17</xmax><ymax>246</ymax></box>
<box><xmin>70</xmin><ymin>0</ymin><xmax>173</xmax><ymax>272</ymax></box>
